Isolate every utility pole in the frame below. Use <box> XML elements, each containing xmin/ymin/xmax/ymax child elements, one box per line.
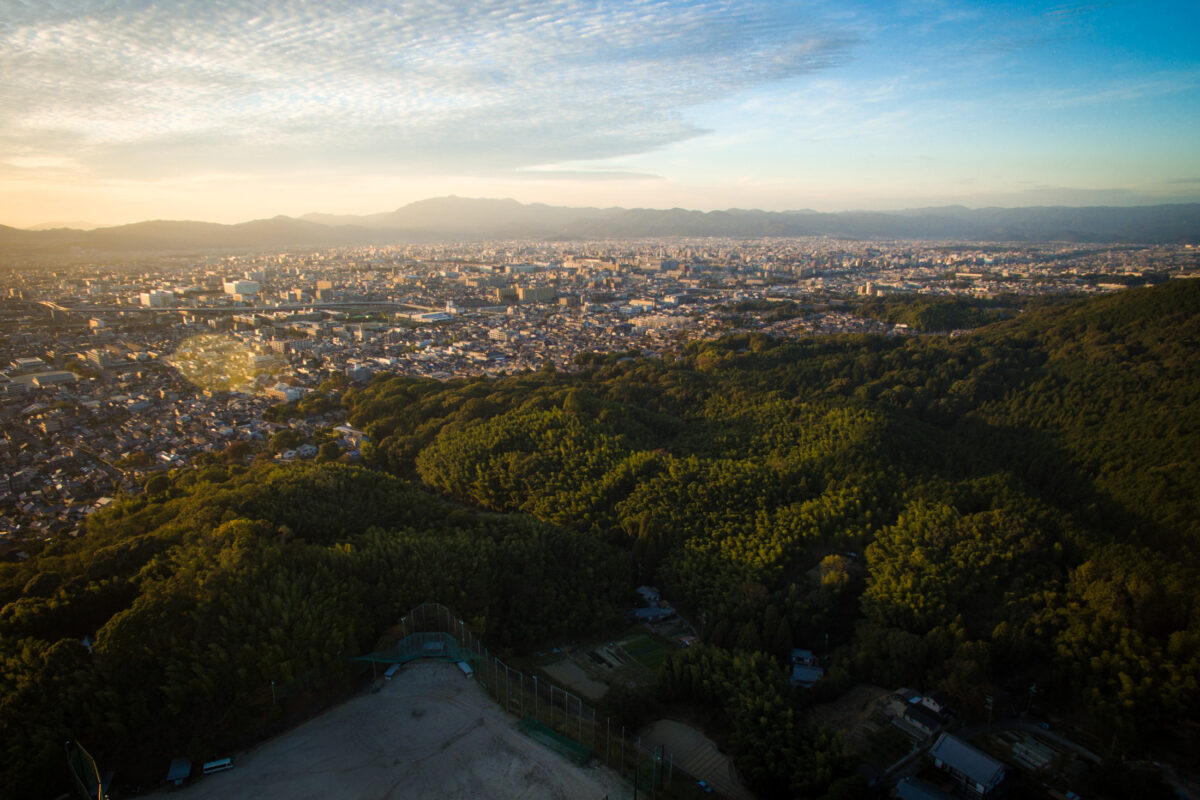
<box><xmin>606</xmin><ymin>716</ymin><xmax>611</xmax><ymax>767</ymax></box>
<box><xmin>656</xmin><ymin>745</ymin><xmax>663</xmax><ymax>791</ymax></box>
<box><xmin>985</xmin><ymin>693</ymin><xmax>994</xmax><ymax>730</ymax></box>
<box><xmin>620</xmin><ymin>725</ymin><xmax>625</xmax><ymax>776</ymax></box>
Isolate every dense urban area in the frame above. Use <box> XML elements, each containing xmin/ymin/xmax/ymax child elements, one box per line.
<box><xmin>2</xmin><ymin>237</ymin><xmax>1196</xmax><ymax>546</ymax></box>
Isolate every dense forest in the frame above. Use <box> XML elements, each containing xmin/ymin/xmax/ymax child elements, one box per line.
<box><xmin>2</xmin><ymin>280</ymin><xmax>1198</xmax><ymax>799</ymax></box>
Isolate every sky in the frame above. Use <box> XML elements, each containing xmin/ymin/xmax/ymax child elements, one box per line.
<box><xmin>1</xmin><ymin>0</ymin><xmax>1198</xmax><ymax>227</ymax></box>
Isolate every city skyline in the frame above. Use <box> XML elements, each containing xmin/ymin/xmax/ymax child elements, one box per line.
<box><xmin>2</xmin><ymin>0</ymin><xmax>1198</xmax><ymax>228</ymax></box>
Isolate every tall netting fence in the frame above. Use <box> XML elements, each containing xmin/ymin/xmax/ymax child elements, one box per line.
<box><xmin>353</xmin><ymin>602</ymin><xmax>700</xmax><ymax>798</ymax></box>
<box><xmin>64</xmin><ymin>739</ymin><xmax>106</xmax><ymax>800</ymax></box>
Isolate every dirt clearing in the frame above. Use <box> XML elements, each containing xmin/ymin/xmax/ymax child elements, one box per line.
<box><xmin>808</xmin><ymin>684</ymin><xmax>890</xmax><ymax>732</ymax></box>
<box><xmin>540</xmin><ymin>657</ymin><xmax>610</xmax><ymax>701</ymax></box>
<box><xmin>173</xmin><ymin>661</ymin><xmax>626</xmax><ymax>800</ymax></box>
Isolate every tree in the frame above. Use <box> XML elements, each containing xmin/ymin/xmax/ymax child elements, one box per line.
<box><xmin>143</xmin><ymin>474</ymin><xmax>170</xmax><ymax>495</ymax></box>
<box><xmin>771</xmin><ymin>618</ymin><xmax>794</xmax><ymax>660</ymax></box>
<box><xmin>269</xmin><ymin>429</ymin><xmax>302</xmax><ymax>453</ymax></box>
<box><xmin>223</xmin><ymin>441</ymin><xmax>254</xmax><ymax>463</ymax></box>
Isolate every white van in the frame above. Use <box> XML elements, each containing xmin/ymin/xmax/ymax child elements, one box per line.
<box><xmin>202</xmin><ymin>758</ymin><xmax>233</xmax><ymax>775</ymax></box>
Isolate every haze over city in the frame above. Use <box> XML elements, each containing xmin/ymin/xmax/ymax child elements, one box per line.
<box><xmin>3</xmin><ymin>0</ymin><xmax>1199</xmax><ymax>229</ymax></box>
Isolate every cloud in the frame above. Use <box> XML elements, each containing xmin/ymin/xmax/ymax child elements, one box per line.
<box><xmin>3</xmin><ymin>154</ymin><xmax>80</xmax><ymax>170</ymax></box>
<box><xmin>0</xmin><ymin>0</ymin><xmax>856</xmax><ymax>179</ymax></box>
<box><xmin>510</xmin><ymin>168</ymin><xmax>663</xmax><ymax>181</ymax></box>
<box><xmin>1017</xmin><ymin>70</ymin><xmax>1200</xmax><ymax>110</ymax></box>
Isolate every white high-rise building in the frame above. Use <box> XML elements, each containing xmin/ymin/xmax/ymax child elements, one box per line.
<box><xmin>223</xmin><ymin>280</ymin><xmax>260</xmax><ymax>297</ymax></box>
<box><xmin>139</xmin><ymin>290</ymin><xmax>172</xmax><ymax>307</ymax></box>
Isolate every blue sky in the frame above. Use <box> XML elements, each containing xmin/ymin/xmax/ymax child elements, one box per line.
<box><xmin>1</xmin><ymin>0</ymin><xmax>1197</xmax><ymax>226</ymax></box>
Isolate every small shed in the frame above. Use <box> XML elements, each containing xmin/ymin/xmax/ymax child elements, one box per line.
<box><xmin>790</xmin><ymin>664</ymin><xmax>825</xmax><ymax>688</ymax></box>
<box><xmin>903</xmin><ymin>704</ymin><xmax>943</xmax><ymax>738</ymax></box>
<box><xmin>921</xmin><ymin>690</ymin><xmax>951</xmax><ymax>716</ymax></box>
<box><xmin>791</xmin><ymin>648</ymin><xmax>819</xmax><ymax>667</ymax></box>
<box><xmin>165</xmin><ymin>757</ymin><xmax>192</xmax><ymax>786</ymax></box>
<box><xmin>635</xmin><ymin>585</ymin><xmax>660</xmax><ymax>604</ymax></box>
<box><xmin>789</xmin><ymin>648</ymin><xmax>824</xmax><ymax>687</ymax></box>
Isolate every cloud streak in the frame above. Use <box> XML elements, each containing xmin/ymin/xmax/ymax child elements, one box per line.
<box><xmin>0</xmin><ymin>0</ymin><xmax>856</xmax><ymax>179</ymax></box>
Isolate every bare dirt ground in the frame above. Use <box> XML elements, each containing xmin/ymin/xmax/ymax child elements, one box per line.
<box><xmin>808</xmin><ymin>684</ymin><xmax>897</xmax><ymax>759</ymax></box>
<box><xmin>541</xmin><ymin>657</ymin><xmax>610</xmax><ymax>701</ymax></box>
<box><xmin>808</xmin><ymin>684</ymin><xmax>890</xmax><ymax>732</ymax></box>
<box><xmin>172</xmin><ymin>661</ymin><xmax>626</xmax><ymax>800</ymax></box>
<box><xmin>640</xmin><ymin>720</ymin><xmax>754</xmax><ymax>800</ymax></box>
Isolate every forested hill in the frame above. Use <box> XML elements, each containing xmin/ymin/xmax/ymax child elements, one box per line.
<box><xmin>2</xmin><ymin>281</ymin><xmax>1197</xmax><ymax>799</ymax></box>
<box><xmin>0</xmin><ymin>467</ymin><xmax>628</xmax><ymax>798</ymax></box>
<box><xmin>352</xmin><ymin>278</ymin><xmax>1200</xmax><ymax>790</ymax></box>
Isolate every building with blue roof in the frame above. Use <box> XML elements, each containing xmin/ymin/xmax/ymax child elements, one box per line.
<box><xmin>928</xmin><ymin>733</ymin><xmax>1005</xmax><ymax>799</ymax></box>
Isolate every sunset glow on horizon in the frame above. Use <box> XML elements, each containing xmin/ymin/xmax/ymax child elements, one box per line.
<box><xmin>2</xmin><ymin>0</ymin><xmax>1198</xmax><ymax>228</ymax></box>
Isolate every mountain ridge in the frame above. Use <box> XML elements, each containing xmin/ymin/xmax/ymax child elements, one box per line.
<box><xmin>3</xmin><ymin>197</ymin><xmax>1199</xmax><ymax>254</ymax></box>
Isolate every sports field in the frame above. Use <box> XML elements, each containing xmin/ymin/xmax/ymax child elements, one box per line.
<box><xmin>174</xmin><ymin>661</ymin><xmax>625</xmax><ymax>800</ymax></box>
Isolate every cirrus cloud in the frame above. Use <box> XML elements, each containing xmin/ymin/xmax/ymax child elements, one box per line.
<box><xmin>0</xmin><ymin>0</ymin><xmax>857</xmax><ymax>179</ymax></box>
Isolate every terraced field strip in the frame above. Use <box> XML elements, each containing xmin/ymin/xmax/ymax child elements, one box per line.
<box><xmin>641</xmin><ymin>720</ymin><xmax>755</xmax><ymax>800</ymax></box>
<box><xmin>620</xmin><ymin>634</ymin><xmax>668</xmax><ymax>670</ymax></box>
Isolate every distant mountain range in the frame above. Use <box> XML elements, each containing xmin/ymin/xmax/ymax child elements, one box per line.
<box><xmin>26</xmin><ymin>220</ymin><xmax>100</xmax><ymax>231</ymax></box>
<box><xmin>4</xmin><ymin>196</ymin><xmax>1199</xmax><ymax>255</ymax></box>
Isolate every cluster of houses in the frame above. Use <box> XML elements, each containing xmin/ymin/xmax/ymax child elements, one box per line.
<box><xmin>880</xmin><ymin>688</ymin><xmax>1009</xmax><ymax>800</ymax></box>
<box><xmin>886</xmin><ymin>688</ymin><xmax>954</xmax><ymax>740</ymax></box>
<box><xmin>894</xmin><ymin>733</ymin><xmax>1007</xmax><ymax>799</ymax></box>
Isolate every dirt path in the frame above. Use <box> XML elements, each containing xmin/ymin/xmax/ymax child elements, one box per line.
<box><xmin>173</xmin><ymin>661</ymin><xmax>625</xmax><ymax>800</ymax></box>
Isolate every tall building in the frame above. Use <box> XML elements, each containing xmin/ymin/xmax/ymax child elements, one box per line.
<box><xmin>223</xmin><ymin>280</ymin><xmax>260</xmax><ymax>297</ymax></box>
<box><xmin>139</xmin><ymin>290</ymin><xmax>172</xmax><ymax>307</ymax></box>
<box><xmin>517</xmin><ymin>286</ymin><xmax>555</xmax><ymax>302</ymax></box>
